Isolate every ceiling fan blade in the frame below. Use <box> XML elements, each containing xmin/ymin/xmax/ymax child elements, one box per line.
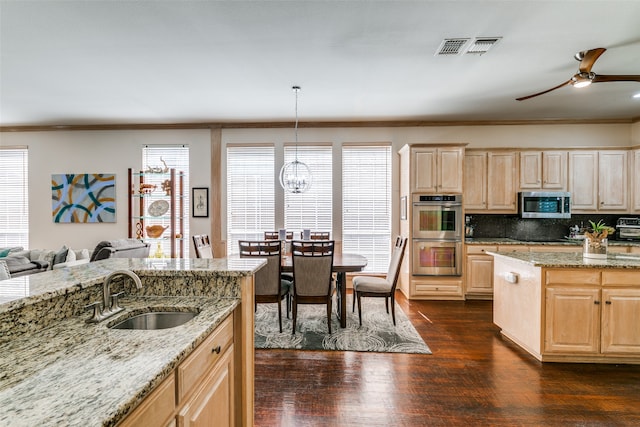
<box><xmin>516</xmin><ymin>80</ymin><xmax>572</xmax><ymax>101</ymax></box>
<box><xmin>578</xmin><ymin>48</ymin><xmax>606</xmax><ymax>73</ymax></box>
<box><xmin>592</xmin><ymin>74</ymin><xmax>640</xmax><ymax>83</ymax></box>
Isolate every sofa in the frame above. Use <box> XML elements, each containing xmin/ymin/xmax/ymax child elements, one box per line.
<box><xmin>90</xmin><ymin>239</ymin><xmax>150</xmax><ymax>261</ymax></box>
<box><xmin>0</xmin><ymin>246</ymin><xmax>91</xmax><ymax>279</ymax></box>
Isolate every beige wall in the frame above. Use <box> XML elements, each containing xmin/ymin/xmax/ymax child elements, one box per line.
<box><xmin>0</xmin><ymin>122</ymin><xmax>635</xmax><ymax>253</ymax></box>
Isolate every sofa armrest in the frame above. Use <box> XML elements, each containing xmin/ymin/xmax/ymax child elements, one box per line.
<box><xmin>31</xmin><ymin>260</ymin><xmax>50</xmax><ymax>270</ymax></box>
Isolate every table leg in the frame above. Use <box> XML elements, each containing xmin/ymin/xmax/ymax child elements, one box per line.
<box><xmin>335</xmin><ymin>272</ymin><xmax>347</xmax><ymax>328</ymax></box>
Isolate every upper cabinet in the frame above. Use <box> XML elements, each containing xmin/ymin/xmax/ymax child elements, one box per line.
<box><xmin>464</xmin><ymin>150</ymin><xmax>518</xmax><ymax>213</ymax></box>
<box><xmin>568</xmin><ymin>150</ymin><xmax>628</xmax><ymax>212</ymax></box>
<box><xmin>401</xmin><ymin>144</ymin><xmax>465</xmax><ymax>194</ymax></box>
<box><xmin>519</xmin><ymin>150</ymin><xmax>567</xmax><ymax>190</ymax></box>
<box><xmin>633</xmin><ymin>149</ymin><xmax>640</xmax><ymax>213</ymax></box>
<box><xmin>463</xmin><ymin>151</ymin><xmax>488</xmax><ymax>210</ymax></box>
<box><xmin>487</xmin><ymin>151</ymin><xmax>519</xmax><ymax>212</ymax></box>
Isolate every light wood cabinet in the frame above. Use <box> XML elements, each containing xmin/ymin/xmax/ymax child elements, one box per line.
<box><xmin>487</xmin><ymin>151</ymin><xmax>518</xmax><ymax>212</ymax></box>
<box><xmin>465</xmin><ymin>245</ymin><xmax>496</xmax><ymax>298</ymax></box>
<box><xmin>519</xmin><ymin>151</ymin><xmax>567</xmax><ymax>190</ymax></box>
<box><xmin>464</xmin><ymin>150</ymin><xmax>518</xmax><ymax>213</ymax></box>
<box><xmin>568</xmin><ymin>150</ymin><xmax>628</xmax><ymax>212</ymax></box>
<box><xmin>178</xmin><ymin>346</ymin><xmax>234</xmax><ymax>427</ymax></box>
<box><xmin>463</xmin><ymin>151</ymin><xmax>487</xmax><ymax>210</ymax></box>
<box><xmin>494</xmin><ymin>258</ymin><xmax>640</xmax><ymax>363</ymax></box>
<box><xmin>633</xmin><ymin>149</ymin><xmax>640</xmax><ymax>212</ymax></box>
<box><xmin>407</xmin><ymin>145</ymin><xmax>464</xmax><ymax>193</ymax></box>
<box><xmin>119</xmin><ymin>315</ymin><xmax>236</xmax><ymax>427</ymax></box>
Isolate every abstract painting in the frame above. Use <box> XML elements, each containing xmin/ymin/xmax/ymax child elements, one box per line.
<box><xmin>52</xmin><ymin>174</ymin><xmax>116</xmax><ymax>223</ymax></box>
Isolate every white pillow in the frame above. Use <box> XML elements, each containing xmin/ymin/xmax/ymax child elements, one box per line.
<box><xmin>76</xmin><ymin>248</ymin><xmax>90</xmax><ymax>260</ymax></box>
<box><xmin>65</xmin><ymin>249</ymin><xmax>77</xmax><ymax>263</ymax></box>
<box><xmin>0</xmin><ymin>260</ymin><xmax>10</xmax><ymax>280</ymax></box>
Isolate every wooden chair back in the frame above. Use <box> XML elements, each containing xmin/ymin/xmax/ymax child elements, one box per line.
<box><xmin>291</xmin><ymin>240</ymin><xmax>334</xmax><ymax>297</ymax></box>
<box><xmin>238</xmin><ymin>240</ymin><xmax>283</xmax><ymax>296</ymax></box>
<box><xmin>387</xmin><ymin>236</ymin><xmax>408</xmax><ymax>292</ymax></box>
<box><xmin>192</xmin><ymin>234</ymin><xmax>213</xmax><ymax>258</ymax></box>
<box><xmin>309</xmin><ymin>231</ymin><xmax>330</xmax><ymax>240</ymax></box>
<box><xmin>264</xmin><ymin>231</ymin><xmax>293</xmax><ymax>240</ymax></box>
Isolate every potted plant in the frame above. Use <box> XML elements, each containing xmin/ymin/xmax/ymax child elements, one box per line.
<box><xmin>583</xmin><ymin>219</ymin><xmax>615</xmax><ymax>259</ymax></box>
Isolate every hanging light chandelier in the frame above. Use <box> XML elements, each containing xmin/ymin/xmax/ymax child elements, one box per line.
<box><xmin>279</xmin><ymin>86</ymin><xmax>312</xmax><ymax>194</ymax></box>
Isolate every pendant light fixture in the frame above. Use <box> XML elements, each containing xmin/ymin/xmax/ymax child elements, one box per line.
<box><xmin>279</xmin><ymin>86</ymin><xmax>312</xmax><ymax>194</ymax></box>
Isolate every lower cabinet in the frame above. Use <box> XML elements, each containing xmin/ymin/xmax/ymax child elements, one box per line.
<box><xmin>544</xmin><ymin>271</ymin><xmax>640</xmax><ymax>358</ymax></box>
<box><xmin>118</xmin><ymin>314</ymin><xmax>235</xmax><ymax>427</ymax></box>
<box><xmin>410</xmin><ymin>277</ymin><xmax>464</xmax><ymax>300</ymax></box>
<box><xmin>465</xmin><ymin>245</ymin><xmax>496</xmax><ymax>299</ymax></box>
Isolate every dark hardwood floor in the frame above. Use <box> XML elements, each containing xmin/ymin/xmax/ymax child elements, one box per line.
<box><xmin>255</xmin><ymin>291</ymin><xmax>640</xmax><ymax>426</ymax></box>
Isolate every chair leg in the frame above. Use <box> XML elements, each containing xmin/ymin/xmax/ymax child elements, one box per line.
<box><xmin>357</xmin><ymin>293</ymin><xmax>362</xmax><ymax>326</ymax></box>
<box><xmin>390</xmin><ymin>293</ymin><xmax>396</xmax><ymax>326</ymax></box>
<box><xmin>327</xmin><ymin>297</ymin><xmax>332</xmax><ymax>334</ymax></box>
<box><xmin>292</xmin><ymin>299</ymin><xmax>297</xmax><ymax>335</ymax></box>
<box><xmin>277</xmin><ymin>298</ymin><xmax>283</xmax><ymax>333</ymax></box>
<box><xmin>385</xmin><ymin>297</ymin><xmax>389</xmax><ymax>314</ymax></box>
<box><xmin>352</xmin><ymin>290</ymin><xmax>356</xmax><ymax>312</ymax></box>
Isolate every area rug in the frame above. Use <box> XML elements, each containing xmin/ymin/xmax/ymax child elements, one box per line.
<box><xmin>254</xmin><ymin>296</ymin><xmax>431</xmax><ymax>354</ymax></box>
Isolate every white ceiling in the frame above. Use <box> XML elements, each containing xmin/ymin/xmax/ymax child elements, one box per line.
<box><xmin>1</xmin><ymin>0</ymin><xmax>640</xmax><ymax>127</ymax></box>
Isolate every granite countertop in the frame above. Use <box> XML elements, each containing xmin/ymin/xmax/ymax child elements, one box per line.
<box><xmin>0</xmin><ymin>257</ymin><xmax>265</xmax><ymax>427</ymax></box>
<box><xmin>465</xmin><ymin>237</ymin><xmax>640</xmax><ymax>247</ymax></box>
<box><xmin>487</xmin><ymin>250</ymin><xmax>640</xmax><ymax>269</ymax></box>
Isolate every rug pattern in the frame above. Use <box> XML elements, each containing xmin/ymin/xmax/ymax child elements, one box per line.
<box><xmin>254</xmin><ymin>296</ymin><xmax>431</xmax><ymax>354</ymax></box>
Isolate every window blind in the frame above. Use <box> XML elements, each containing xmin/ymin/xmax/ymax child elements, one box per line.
<box><xmin>142</xmin><ymin>145</ymin><xmax>190</xmax><ymax>257</ymax></box>
<box><xmin>284</xmin><ymin>145</ymin><xmax>332</xmax><ymax>235</ymax></box>
<box><xmin>342</xmin><ymin>145</ymin><xmax>391</xmax><ymax>273</ymax></box>
<box><xmin>226</xmin><ymin>145</ymin><xmax>275</xmax><ymax>254</ymax></box>
<box><xmin>0</xmin><ymin>148</ymin><xmax>29</xmax><ymax>248</ymax></box>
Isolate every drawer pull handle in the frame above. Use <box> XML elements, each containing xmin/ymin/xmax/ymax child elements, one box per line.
<box><xmin>594</xmin><ymin>301</ymin><xmax>600</xmax><ymax>305</ymax></box>
<box><xmin>212</xmin><ymin>345</ymin><xmax>221</xmax><ymax>354</ymax></box>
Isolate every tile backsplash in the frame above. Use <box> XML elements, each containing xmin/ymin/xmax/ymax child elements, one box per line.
<box><xmin>467</xmin><ymin>214</ymin><xmax>625</xmax><ymax>241</ymax></box>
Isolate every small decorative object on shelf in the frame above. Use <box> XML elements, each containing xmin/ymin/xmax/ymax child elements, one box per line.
<box><xmin>128</xmin><ymin>167</ymin><xmax>184</xmax><ymax>258</ymax></box>
<box><xmin>154</xmin><ymin>242</ymin><xmax>164</xmax><ymax>258</ymax></box>
<box><xmin>583</xmin><ymin>220</ymin><xmax>615</xmax><ymax>259</ymax></box>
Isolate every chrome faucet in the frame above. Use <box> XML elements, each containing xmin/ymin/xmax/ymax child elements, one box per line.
<box><xmin>86</xmin><ymin>270</ymin><xmax>142</xmax><ymax>323</ymax></box>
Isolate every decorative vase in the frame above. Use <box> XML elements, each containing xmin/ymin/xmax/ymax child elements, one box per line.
<box><xmin>583</xmin><ymin>236</ymin><xmax>608</xmax><ymax>259</ymax></box>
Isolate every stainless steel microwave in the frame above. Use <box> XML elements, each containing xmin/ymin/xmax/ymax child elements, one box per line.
<box><xmin>518</xmin><ymin>191</ymin><xmax>571</xmax><ymax>219</ymax></box>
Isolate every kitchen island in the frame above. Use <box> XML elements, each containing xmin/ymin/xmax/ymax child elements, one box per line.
<box><xmin>0</xmin><ymin>257</ymin><xmax>263</xmax><ymax>426</ymax></box>
<box><xmin>490</xmin><ymin>250</ymin><xmax>640</xmax><ymax>364</ymax></box>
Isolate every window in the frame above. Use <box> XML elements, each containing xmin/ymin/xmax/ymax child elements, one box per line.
<box><xmin>284</xmin><ymin>145</ymin><xmax>332</xmax><ymax>235</ymax></box>
<box><xmin>342</xmin><ymin>145</ymin><xmax>391</xmax><ymax>273</ymax></box>
<box><xmin>0</xmin><ymin>148</ymin><xmax>29</xmax><ymax>248</ymax></box>
<box><xmin>226</xmin><ymin>145</ymin><xmax>275</xmax><ymax>254</ymax></box>
<box><xmin>142</xmin><ymin>145</ymin><xmax>190</xmax><ymax>257</ymax></box>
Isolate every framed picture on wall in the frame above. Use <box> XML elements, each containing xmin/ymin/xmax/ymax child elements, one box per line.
<box><xmin>192</xmin><ymin>187</ymin><xmax>209</xmax><ymax>218</ymax></box>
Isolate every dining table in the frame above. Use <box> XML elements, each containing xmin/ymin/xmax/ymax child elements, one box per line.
<box><xmin>281</xmin><ymin>252</ymin><xmax>368</xmax><ymax>328</ymax></box>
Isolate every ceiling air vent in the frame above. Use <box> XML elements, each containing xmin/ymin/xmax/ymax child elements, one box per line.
<box><xmin>435</xmin><ymin>38</ymin><xmax>470</xmax><ymax>56</ymax></box>
<box><xmin>466</xmin><ymin>37</ymin><xmax>502</xmax><ymax>55</ymax></box>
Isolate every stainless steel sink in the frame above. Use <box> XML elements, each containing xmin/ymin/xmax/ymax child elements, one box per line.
<box><xmin>109</xmin><ymin>311</ymin><xmax>199</xmax><ymax>330</ymax></box>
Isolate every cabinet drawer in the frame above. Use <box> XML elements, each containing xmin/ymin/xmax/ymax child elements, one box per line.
<box><xmin>413</xmin><ymin>281</ymin><xmax>463</xmax><ymax>295</ymax></box>
<box><xmin>497</xmin><ymin>245</ymin><xmax>529</xmax><ymax>252</ymax></box>
<box><xmin>118</xmin><ymin>374</ymin><xmax>176</xmax><ymax>427</ymax></box>
<box><xmin>466</xmin><ymin>245</ymin><xmax>497</xmax><ymax>255</ymax></box>
<box><xmin>545</xmin><ymin>270</ymin><xmax>600</xmax><ymax>286</ymax></box>
<box><xmin>177</xmin><ymin>315</ymin><xmax>233</xmax><ymax>403</ymax></box>
<box><xmin>602</xmin><ymin>270</ymin><xmax>640</xmax><ymax>286</ymax></box>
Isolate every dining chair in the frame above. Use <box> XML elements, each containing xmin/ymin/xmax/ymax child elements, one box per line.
<box><xmin>309</xmin><ymin>231</ymin><xmax>330</xmax><ymax>240</ymax></box>
<box><xmin>264</xmin><ymin>231</ymin><xmax>293</xmax><ymax>240</ymax></box>
<box><xmin>239</xmin><ymin>240</ymin><xmax>291</xmax><ymax>333</ymax></box>
<box><xmin>291</xmin><ymin>240</ymin><xmax>335</xmax><ymax>334</ymax></box>
<box><xmin>352</xmin><ymin>236</ymin><xmax>407</xmax><ymax>326</ymax></box>
<box><xmin>192</xmin><ymin>234</ymin><xmax>214</xmax><ymax>258</ymax></box>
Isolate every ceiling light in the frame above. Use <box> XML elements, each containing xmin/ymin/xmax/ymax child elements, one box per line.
<box><xmin>279</xmin><ymin>86</ymin><xmax>312</xmax><ymax>194</ymax></box>
<box><xmin>571</xmin><ymin>72</ymin><xmax>594</xmax><ymax>88</ymax></box>
<box><xmin>633</xmin><ymin>92</ymin><xmax>640</xmax><ymax>99</ymax></box>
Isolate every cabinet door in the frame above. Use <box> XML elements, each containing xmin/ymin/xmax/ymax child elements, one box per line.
<box><xmin>542</xmin><ymin>151</ymin><xmax>567</xmax><ymax>190</ymax></box>
<box><xmin>178</xmin><ymin>346</ymin><xmax>234</xmax><ymax>427</ymax></box>
<box><xmin>633</xmin><ymin>150</ymin><xmax>640</xmax><ymax>212</ymax></box>
<box><xmin>119</xmin><ymin>374</ymin><xmax>176</xmax><ymax>427</ymax></box>
<box><xmin>601</xmin><ymin>288</ymin><xmax>640</xmax><ymax>354</ymax></box>
<box><xmin>438</xmin><ymin>147</ymin><xmax>463</xmax><ymax>193</ymax></box>
<box><xmin>465</xmin><ymin>254</ymin><xmax>494</xmax><ymax>295</ymax></box>
<box><xmin>487</xmin><ymin>151</ymin><xmax>518</xmax><ymax>211</ymax></box>
<box><xmin>598</xmin><ymin>150</ymin><xmax>628</xmax><ymax>211</ymax></box>
<box><xmin>412</xmin><ymin>149</ymin><xmax>437</xmax><ymax>192</ymax></box>
<box><xmin>463</xmin><ymin>152</ymin><xmax>487</xmax><ymax>210</ymax></box>
<box><xmin>568</xmin><ymin>151</ymin><xmax>598</xmax><ymax>211</ymax></box>
<box><xmin>519</xmin><ymin>151</ymin><xmax>542</xmax><ymax>189</ymax></box>
<box><xmin>544</xmin><ymin>287</ymin><xmax>600</xmax><ymax>353</ymax></box>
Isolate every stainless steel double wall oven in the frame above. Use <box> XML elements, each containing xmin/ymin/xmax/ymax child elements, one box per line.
<box><xmin>411</xmin><ymin>194</ymin><xmax>463</xmax><ymax>276</ymax></box>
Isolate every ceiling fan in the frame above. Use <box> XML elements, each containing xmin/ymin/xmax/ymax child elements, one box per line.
<box><xmin>516</xmin><ymin>47</ymin><xmax>640</xmax><ymax>101</ymax></box>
